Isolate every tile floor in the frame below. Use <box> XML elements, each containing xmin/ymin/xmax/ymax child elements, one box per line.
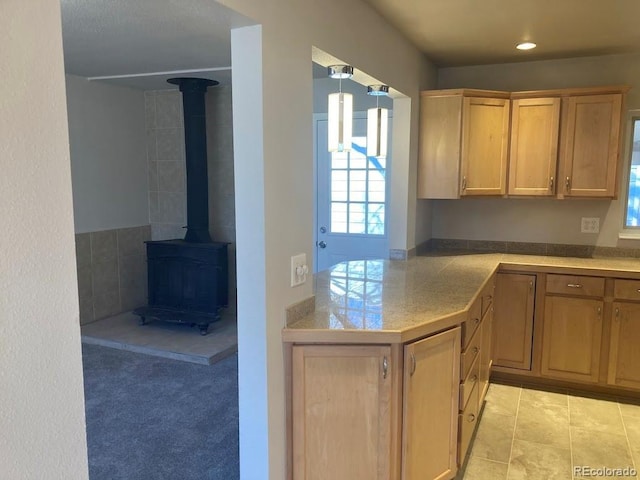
<box><xmin>458</xmin><ymin>382</ymin><xmax>640</xmax><ymax>480</ymax></box>
<box><xmin>81</xmin><ymin>308</ymin><xmax>237</xmax><ymax>365</ymax></box>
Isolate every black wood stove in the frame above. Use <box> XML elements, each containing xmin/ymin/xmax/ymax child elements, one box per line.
<box><xmin>134</xmin><ymin>77</ymin><xmax>228</xmax><ymax>335</ymax></box>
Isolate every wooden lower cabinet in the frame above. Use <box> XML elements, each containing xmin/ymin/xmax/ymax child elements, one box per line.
<box><xmin>402</xmin><ymin>327</ymin><xmax>461</xmax><ymax>480</ymax></box>
<box><xmin>541</xmin><ymin>296</ymin><xmax>603</xmax><ymax>383</ymax></box>
<box><xmin>292</xmin><ymin>345</ymin><xmax>392</xmax><ymax>480</ymax></box>
<box><xmin>493</xmin><ymin>273</ymin><xmax>535</xmax><ymax>370</ymax></box>
<box><xmin>291</xmin><ymin>329</ymin><xmax>462</xmax><ymax>480</ymax></box>
<box><xmin>478</xmin><ymin>305</ymin><xmax>493</xmax><ymax>401</ymax></box>
<box><xmin>608</xmin><ymin>302</ymin><xmax>640</xmax><ymax>390</ymax></box>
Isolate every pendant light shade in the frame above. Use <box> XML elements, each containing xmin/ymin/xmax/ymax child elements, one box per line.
<box><xmin>328</xmin><ymin>92</ymin><xmax>353</xmax><ymax>153</ymax></box>
<box><xmin>367</xmin><ymin>106</ymin><xmax>388</xmax><ymax>158</ymax></box>
<box><xmin>366</xmin><ymin>84</ymin><xmax>389</xmax><ymax>158</ymax></box>
<box><xmin>327</xmin><ymin>65</ymin><xmax>354</xmax><ymax>153</ymax></box>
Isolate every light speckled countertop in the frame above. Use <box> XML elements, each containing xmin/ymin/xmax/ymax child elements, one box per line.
<box><xmin>282</xmin><ymin>253</ymin><xmax>640</xmax><ymax>344</ymax></box>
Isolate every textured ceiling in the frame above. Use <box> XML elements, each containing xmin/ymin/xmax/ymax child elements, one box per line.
<box><xmin>60</xmin><ymin>0</ymin><xmax>253</xmax><ymax>89</ymax></box>
<box><xmin>362</xmin><ymin>0</ymin><xmax>640</xmax><ymax>66</ymax></box>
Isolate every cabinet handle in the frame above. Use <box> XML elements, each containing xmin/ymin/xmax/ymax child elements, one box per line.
<box><xmin>597</xmin><ymin>306</ymin><xmax>602</xmax><ymax>316</ymax></box>
<box><xmin>410</xmin><ymin>353</ymin><xmax>416</xmax><ymax>376</ymax></box>
<box><xmin>382</xmin><ymin>356</ymin><xmax>388</xmax><ymax>379</ymax></box>
<box><xmin>473</xmin><ymin>317</ymin><xmax>480</xmax><ymax>325</ymax></box>
<box><xmin>473</xmin><ymin>346</ymin><xmax>480</xmax><ymax>355</ymax></box>
<box><xmin>615</xmin><ymin>307</ymin><xmax>620</xmax><ymax>320</ymax></box>
<box><xmin>472</xmin><ymin>374</ymin><xmax>478</xmax><ymax>383</ymax></box>
<box><xmin>636</xmin><ymin>289</ymin><xmax>640</xmax><ymax>293</ymax></box>
<box><xmin>467</xmin><ymin>413</ymin><xmax>476</xmax><ymax>423</ymax></box>
<box><xmin>567</xmin><ymin>283</ymin><xmax>582</xmax><ymax>288</ymax></box>
<box><xmin>565</xmin><ymin>176</ymin><xmax>571</xmax><ymax>191</ymax></box>
<box><xmin>529</xmin><ymin>280</ymin><xmax>533</xmax><ymax>290</ymax></box>
<box><xmin>462</xmin><ymin>176</ymin><xmax>467</xmax><ymax>191</ymax></box>
<box><xmin>549</xmin><ymin>176</ymin><xmax>554</xmax><ymax>191</ymax></box>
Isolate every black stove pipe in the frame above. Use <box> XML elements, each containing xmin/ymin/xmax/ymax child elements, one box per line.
<box><xmin>167</xmin><ymin>77</ymin><xmax>219</xmax><ymax>243</ymax></box>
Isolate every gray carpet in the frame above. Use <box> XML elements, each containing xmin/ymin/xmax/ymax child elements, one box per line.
<box><xmin>82</xmin><ymin>344</ymin><xmax>239</xmax><ymax>480</ymax></box>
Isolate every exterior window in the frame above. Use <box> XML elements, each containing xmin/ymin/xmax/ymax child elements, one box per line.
<box><xmin>625</xmin><ymin>119</ymin><xmax>640</xmax><ymax>227</ymax></box>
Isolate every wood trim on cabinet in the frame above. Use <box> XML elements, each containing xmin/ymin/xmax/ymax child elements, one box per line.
<box><xmin>421</xmin><ymin>89</ymin><xmax>510</xmax><ymax>98</ymax></box>
<box><xmin>510</xmin><ymin>85</ymin><xmax>630</xmax><ymax>99</ymax></box>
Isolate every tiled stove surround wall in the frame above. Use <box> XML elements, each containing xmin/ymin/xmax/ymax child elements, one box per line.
<box><xmin>76</xmin><ymin>225</ymin><xmax>151</xmax><ymax>325</ymax></box>
<box><xmin>144</xmin><ymin>86</ymin><xmax>237</xmax><ymax>304</ymax></box>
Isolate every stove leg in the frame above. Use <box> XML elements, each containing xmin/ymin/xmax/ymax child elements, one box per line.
<box><xmin>199</xmin><ymin>324</ymin><xmax>209</xmax><ymax>336</ymax></box>
<box><xmin>138</xmin><ymin>316</ymin><xmax>147</xmax><ymax>326</ymax></box>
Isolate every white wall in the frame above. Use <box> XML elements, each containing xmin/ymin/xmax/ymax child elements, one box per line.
<box><xmin>66</xmin><ymin>75</ymin><xmax>148</xmax><ymax>233</ymax></box>
<box><xmin>219</xmin><ymin>0</ymin><xmax>436</xmax><ymax>477</ymax></box>
<box><xmin>0</xmin><ymin>1</ymin><xmax>89</xmax><ymax>478</ymax></box>
<box><xmin>434</xmin><ymin>53</ymin><xmax>640</xmax><ymax>247</ymax></box>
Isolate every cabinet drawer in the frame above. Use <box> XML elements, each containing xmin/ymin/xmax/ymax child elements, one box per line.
<box><xmin>460</xmin><ymin>353</ymin><xmax>480</xmax><ymax>410</ymax></box>
<box><xmin>481</xmin><ymin>279</ymin><xmax>494</xmax><ymax>316</ymax></box>
<box><xmin>461</xmin><ymin>324</ymin><xmax>481</xmax><ymax>380</ymax></box>
<box><xmin>462</xmin><ymin>297</ymin><xmax>482</xmax><ymax>349</ymax></box>
<box><xmin>614</xmin><ymin>279</ymin><xmax>640</xmax><ymax>301</ymax></box>
<box><xmin>458</xmin><ymin>381</ymin><xmax>480</xmax><ymax>465</ymax></box>
<box><xmin>546</xmin><ymin>274</ymin><xmax>604</xmax><ymax>297</ymax></box>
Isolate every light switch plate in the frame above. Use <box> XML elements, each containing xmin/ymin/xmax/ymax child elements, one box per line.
<box><xmin>291</xmin><ymin>253</ymin><xmax>307</xmax><ymax>287</ymax></box>
<box><xmin>581</xmin><ymin>217</ymin><xmax>600</xmax><ymax>234</ymax></box>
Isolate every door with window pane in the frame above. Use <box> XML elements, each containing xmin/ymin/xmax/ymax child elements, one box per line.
<box><xmin>316</xmin><ymin>115</ymin><xmax>390</xmax><ymax>272</ymax></box>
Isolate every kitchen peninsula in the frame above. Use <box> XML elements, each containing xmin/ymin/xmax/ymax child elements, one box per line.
<box><xmin>283</xmin><ymin>252</ymin><xmax>640</xmax><ymax>480</ymax></box>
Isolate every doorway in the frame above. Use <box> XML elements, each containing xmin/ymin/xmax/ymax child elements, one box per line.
<box><xmin>315</xmin><ymin>113</ymin><xmax>392</xmax><ymax>272</ymax></box>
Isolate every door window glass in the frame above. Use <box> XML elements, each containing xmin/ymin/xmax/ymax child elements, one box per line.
<box><xmin>330</xmin><ymin>136</ymin><xmax>386</xmax><ymax>235</ymax></box>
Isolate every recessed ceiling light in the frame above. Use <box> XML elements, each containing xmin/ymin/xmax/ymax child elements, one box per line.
<box><xmin>516</xmin><ymin>42</ymin><xmax>537</xmax><ymax>51</ymax></box>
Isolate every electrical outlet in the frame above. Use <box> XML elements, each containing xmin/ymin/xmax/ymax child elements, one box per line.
<box><xmin>291</xmin><ymin>253</ymin><xmax>308</xmax><ymax>287</ymax></box>
<box><xmin>581</xmin><ymin>217</ymin><xmax>600</xmax><ymax>234</ymax></box>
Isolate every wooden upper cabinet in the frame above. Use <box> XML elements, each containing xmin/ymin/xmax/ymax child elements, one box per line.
<box><xmin>460</xmin><ymin>97</ymin><xmax>510</xmax><ymax>196</ymax></box>
<box><xmin>508</xmin><ymin>98</ymin><xmax>561</xmax><ymax>196</ymax></box>
<box><xmin>558</xmin><ymin>93</ymin><xmax>623</xmax><ymax>198</ymax></box>
<box><xmin>417</xmin><ymin>94</ymin><xmax>463</xmax><ymax>199</ymax></box>
<box><xmin>417</xmin><ymin>90</ymin><xmax>510</xmax><ymax>199</ymax></box>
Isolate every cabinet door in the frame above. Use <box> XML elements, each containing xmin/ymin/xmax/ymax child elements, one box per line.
<box><xmin>559</xmin><ymin>93</ymin><xmax>622</xmax><ymax>197</ymax></box>
<box><xmin>460</xmin><ymin>97</ymin><xmax>510</xmax><ymax>196</ymax></box>
<box><xmin>508</xmin><ymin>98</ymin><xmax>561</xmax><ymax>196</ymax></box>
<box><xmin>493</xmin><ymin>273</ymin><xmax>536</xmax><ymax>370</ymax></box>
<box><xmin>402</xmin><ymin>327</ymin><xmax>460</xmax><ymax>480</ymax></box>
<box><xmin>478</xmin><ymin>306</ymin><xmax>493</xmax><ymax>405</ymax></box>
<box><xmin>608</xmin><ymin>302</ymin><xmax>640</xmax><ymax>390</ymax></box>
<box><xmin>292</xmin><ymin>345</ymin><xmax>392</xmax><ymax>480</ymax></box>
<box><xmin>417</xmin><ymin>95</ymin><xmax>464</xmax><ymax>199</ymax></box>
<box><xmin>541</xmin><ymin>296</ymin><xmax>603</xmax><ymax>383</ymax></box>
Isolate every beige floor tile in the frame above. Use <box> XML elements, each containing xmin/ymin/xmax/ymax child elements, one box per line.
<box><xmin>623</xmin><ymin>412</ymin><xmax>640</xmax><ymax>444</ymax></box>
<box><xmin>622</xmin><ymin>413</ymin><xmax>640</xmax><ymax>472</ymax></box>
<box><xmin>569</xmin><ymin>395</ymin><xmax>626</xmax><ymax>435</ymax></box>
<box><xmin>519</xmin><ymin>387</ymin><xmax>568</xmax><ymax>407</ymax></box>
<box><xmin>620</xmin><ymin>400</ymin><xmax>640</xmax><ymax>420</ymax></box>
<box><xmin>484</xmin><ymin>383</ymin><xmax>521</xmax><ymax>417</ymax></box>
<box><xmin>471</xmin><ymin>412</ymin><xmax>516</xmax><ymax>463</ymax></box>
<box><xmin>460</xmin><ymin>456</ymin><xmax>508</xmax><ymax>480</ymax></box>
<box><xmin>571</xmin><ymin>427</ymin><xmax>635</xmax><ymax>478</ymax></box>
<box><xmin>507</xmin><ymin>438</ymin><xmax>572</xmax><ymax>480</ymax></box>
<box><xmin>514</xmin><ymin>401</ymin><xmax>570</xmax><ymax>448</ymax></box>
